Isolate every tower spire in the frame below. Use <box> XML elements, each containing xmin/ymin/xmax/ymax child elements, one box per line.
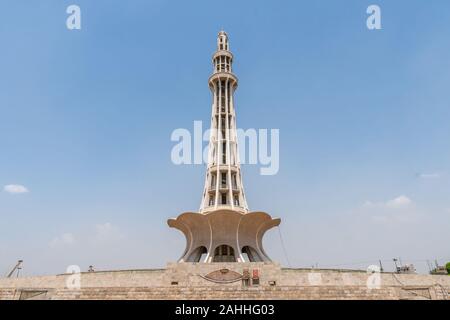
<box><xmin>217</xmin><ymin>30</ymin><xmax>230</xmax><ymax>51</ymax></box>
<box><xmin>199</xmin><ymin>31</ymin><xmax>248</xmax><ymax>213</ymax></box>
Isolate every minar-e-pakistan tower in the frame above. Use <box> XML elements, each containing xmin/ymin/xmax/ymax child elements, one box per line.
<box><xmin>1</xmin><ymin>31</ymin><xmax>449</xmax><ymax>303</ymax></box>
<box><xmin>168</xmin><ymin>31</ymin><xmax>281</xmax><ymax>263</ymax></box>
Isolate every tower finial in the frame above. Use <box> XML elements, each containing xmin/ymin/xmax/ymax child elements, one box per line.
<box><xmin>217</xmin><ymin>30</ymin><xmax>229</xmax><ymax>51</ymax></box>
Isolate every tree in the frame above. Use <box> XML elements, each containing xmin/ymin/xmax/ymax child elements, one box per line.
<box><xmin>446</xmin><ymin>262</ymin><xmax>450</xmax><ymax>275</ymax></box>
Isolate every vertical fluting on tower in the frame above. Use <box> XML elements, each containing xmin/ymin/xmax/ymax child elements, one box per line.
<box><xmin>199</xmin><ymin>31</ymin><xmax>249</xmax><ymax>214</ymax></box>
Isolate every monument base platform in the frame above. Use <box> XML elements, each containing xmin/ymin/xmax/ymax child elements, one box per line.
<box><xmin>0</xmin><ymin>262</ymin><xmax>449</xmax><ymax>300</ymax></box>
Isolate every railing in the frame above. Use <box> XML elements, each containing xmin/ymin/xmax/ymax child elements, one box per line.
<box><xmin>209</xmin><ymin>184</ymin><xmax>239</xmax><ymax>190</ymax></box>
<box><xmin>209</xmin><ymin>184</ymin><xmax>233</xmax><ymax>190</ymax></box>
<box><xmin>203</xmin><ymin>204</ymin><xmax>245</xmax><ymax>210</ymax></box>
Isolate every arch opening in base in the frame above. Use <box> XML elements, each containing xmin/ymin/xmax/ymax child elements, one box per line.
<box><xmin>213</xmin><ymin>245</ymin><xmax>236</xmax><ymax>262</ymax></box>
<box><xmin>186</xmin><ymin>246</ymin><xmax>208</xmax><ymax>262</ymax></box>
<box><xmin>242</xmin><ymin>246</ymin><xmax>264</xmax><ymax>262</ymax></box>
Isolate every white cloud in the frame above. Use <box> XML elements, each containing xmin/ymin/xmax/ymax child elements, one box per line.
<box><xmin>50</xmin><ymin>233</ymin><xmax>75</xmax><ymax>248</ymax></box>
<box><xmin>3</xmin><ymin>184</ymin><xmax>29</xmax><ymax>194</ymax></box>
<box><xmin>363</xmin><ymin>195</ymin><xmax>412</xmax><ymax>209</ymax></box>
<box><xmin>94</xmin><ymin>222</ymin><xmax>124</xmax><ymax>244</ymax></box>
<box><xmin>386</xmin><ymin>195</ymin><xmax>412</xmax><ymax>209</ymax></box>
<box><xmin>417</xmin><ymin>173</ymin><xmax>441</xmax><ymax>179</ymax></box>
<box><xmin>48</xmin><ymin>223</ymin><xmax>124</xmax><ymax>250</ymax></box>
<box><xmin>362</xmin><ymin>195</ymin><xmax>417</xmax><ymax>224</ymax></box>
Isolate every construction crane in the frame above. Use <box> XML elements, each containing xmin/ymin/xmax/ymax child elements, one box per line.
<box><xmin>393</xmin><ymin>257</ymin><xmax>416</xmax><ymax>274</ymax></box>
<box><xmin>7</xmin><ymin>260</ymin><xmax>23</xmax><ymax>278</ymax></box>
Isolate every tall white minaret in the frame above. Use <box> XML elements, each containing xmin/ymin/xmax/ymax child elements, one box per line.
<box><xmin>168</xmin><ymin>31</ymin><xmax>280</xmax><ymax>263</ymax></box>
<box><xmin>199</xmin><ymin>31</ymin><xmax>249</xmax><ymax>214</ymax></box>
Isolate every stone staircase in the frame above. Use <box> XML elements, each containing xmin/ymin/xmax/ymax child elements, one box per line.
<box><xmin>435</xmin><ymin>284</ymin><xmax>449</xmax><ymax>300</ymax></box>
<box><xmin>0</xmin><ymin>289</ymin><xmax>16</xmax><ymax>300</ymax></box>
<box><xmin>47</xmin><ymin>286</ymin><xmax>397</xmax><ymax>300</ymax></box>
<box><xmin>3</xmin><ymin>285</ymin><xmax>447</xmax><ymax>300</ymax></box>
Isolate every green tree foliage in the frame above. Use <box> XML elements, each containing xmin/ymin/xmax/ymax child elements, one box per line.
<box><xmin>446</xmin><ymin>262</ymin><xmax>450</xmax><ymax>274</ymax></box>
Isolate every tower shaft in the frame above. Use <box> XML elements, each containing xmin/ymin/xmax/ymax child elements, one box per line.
<box><xmin>200</xmin><ymin>31</ymin><xmax>248</xmax><ymax>214</ymax></box>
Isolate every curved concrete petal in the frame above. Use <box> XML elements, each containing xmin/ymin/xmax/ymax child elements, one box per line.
<box><xmin>168</xmin><ymin>212</ymin><xmax>210</xmax><ymax>262</ymax></box>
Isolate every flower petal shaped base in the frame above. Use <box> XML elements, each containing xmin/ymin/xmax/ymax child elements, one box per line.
<box><xmin>168</xmin><ymin>209</ymin><xmax>281</xmax><ymax>263</ymax></box>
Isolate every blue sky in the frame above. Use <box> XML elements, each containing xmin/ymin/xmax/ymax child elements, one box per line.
<box><xmin>1</xmin><ymin>0</ymin><xmax>449</xmax><ymax>275</ymax></box>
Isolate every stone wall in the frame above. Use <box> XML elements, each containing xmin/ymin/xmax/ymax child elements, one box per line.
<box><xmin>0</xmin><ymin>262</ymin><xmax>448</xmax><ymax>300</ymax></box>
